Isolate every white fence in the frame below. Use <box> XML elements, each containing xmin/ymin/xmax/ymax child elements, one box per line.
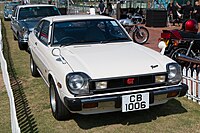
<box><xmin>182</xmin><ymin>67</ymin><xmax>200</xmax><ymax>105</ymax></box>
<box><xmin>0</xmin><ymin>21</ymin><xmax>20</xmax><ymax>132</ymax></box>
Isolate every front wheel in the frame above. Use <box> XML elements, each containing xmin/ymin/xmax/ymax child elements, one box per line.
<box><xmin>13</xmin><ymin>34</ymin><xmax>17</xmax><ymax>40</ymax></box>
<box><xmin>49</xmin><ymin>78</ymin><xmax>71</xmax><ymax>121</ymax></box>
<box><xmin>18</xmin><ymin>41</ymin><xmax>28</xmax><ymax>51</ymax></box>
<box><xmin>132</xmin><ymin>27</ymin><xmax>149</xmax><ymax>44</ymax></box>
<box><xmin>170</xmin><ymin>47</ymin><xmax>191</xmax><ymax>67</ymax></box>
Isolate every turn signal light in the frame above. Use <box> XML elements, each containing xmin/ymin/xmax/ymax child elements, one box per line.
<box><xmin>83</xmin><ymin>103</ymin><xmax>98</xmax><ymax>108</ymax></box>
<box><xmin>167</xmin><ymin>92</ymin><xmax>179</xmax><ymax>98</ymax></box>
<box><xmin>173</xmin><ymin>40</ymin><xmax>179</xmax><ymax>47</ymax></box>
<box><xmin>57</xmin><ymin>82</ymin><xmax>62</xmax><ymax>88</ymax></box>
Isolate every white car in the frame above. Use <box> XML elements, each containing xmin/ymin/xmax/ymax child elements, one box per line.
<box><xmin>28</xmin><ymin>15</ymin><xmax>188</xmax><ymax>120</ymax></box>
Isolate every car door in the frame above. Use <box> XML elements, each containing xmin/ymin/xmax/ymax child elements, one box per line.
<box><xmin>32</xmin><ymin>20</ymin><xmax>51</xmax><ymax>82</ymax></box>
<box><xmin>11</xmin><ymin>7</ymin><xmax>18</xmax><ymax>35</ymax></box>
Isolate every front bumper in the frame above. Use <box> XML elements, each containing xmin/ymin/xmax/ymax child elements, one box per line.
<box><xmin>4</xmin><ymin>14</ymin><xmax>12</xmax><ymax>19</ymax></box>
<box><xmin>18</xmin><ymin>37</ymin><xmax>28</xmax><ymax>44</ymax></box>
<box><xmin>64</xmin><ymin>83</ymin><xmax>188</xmax><ymax>113</ymax></box>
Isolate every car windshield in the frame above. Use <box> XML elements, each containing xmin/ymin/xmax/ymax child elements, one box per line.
<box><xmin>53</xmin><ymin>19</ymin><xmax>131</xmax><ymax>46</ymax></box>
<box><xmin>18</xmin><ymin>6</ymin><xmax>60</xmax><ymax>20</ymax></box>
<box><xmin>5</xmin><ymin>3</ymin><xmax>19</xmax><ymax>10</ymax></box>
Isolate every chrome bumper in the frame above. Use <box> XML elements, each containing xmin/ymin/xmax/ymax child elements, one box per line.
<box><xmin>64</xmin><ymin>83</ymin><xmax>188</xmax><ymax>112</ymax></box>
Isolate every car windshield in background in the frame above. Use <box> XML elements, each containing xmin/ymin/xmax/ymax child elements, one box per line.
<box><xmin>18</xmin><ymin>6</ymin><xmax>60</xmax><ymax>20</ymax></box>
<box><xmin>53</xmin><ymin>19</ymin><xmax>131</xmax><ymax>46</ymax></box>
<box><xmin>5</xmin><ymin>3</ymin><xmax>19</xmax><ymax>10</ymax></box>
<box><xmin>5</xmin><ymin>5</ymin><xmax>14</xmax><ymax>10</ymax></box>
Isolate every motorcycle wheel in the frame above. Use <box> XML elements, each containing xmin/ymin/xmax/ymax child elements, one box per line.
<box><xmin>132</xmin><ymin>27</ymin><xmax>149</xmax><ymax>44</ymax></box>
<box><xmin>170</xmin><ymin>47</ymin><xmax>191</xmax><ymax>68</ymax></box>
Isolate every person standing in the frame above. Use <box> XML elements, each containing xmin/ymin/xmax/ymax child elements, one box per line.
<box><xmin>107</xmin><ymin>3</ymin><xmax>113</xmax><ymax>16</ymax></box>
<box><xmin>48</xmin><ymin>0</ymin><xmax>52</xmax><ymax>4</ymax></box>
<box><xmin>193</xmin><ymin>1</ymin><xmax>200</xmax><ymax>22</ymax></box>
<box><xmin>98</xmin><ymin>0</ymin><xmax>106</xmax><ymax>15</ymax></box>
<box><xmin>181</xmin><ymin>1</ymin><xmax>193</xmax><ymax>21</ymax></box>
<box><xmin>167</xmin><ymin>0</ymin><xmax>178</xmax><ymax>26</ymax></box>
<box><xmin>89</xmin><ymin>5</ymin><xmax>96</xmax><ymax>15</ymax></box>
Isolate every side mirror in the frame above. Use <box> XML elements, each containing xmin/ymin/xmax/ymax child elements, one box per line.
<box><xmin>11</xmin><ymin>16</ymin><xmax>16</xmax><ymax>20</ymax></box>
<box><xmin>52</xmin><ymin>48</ymin><xmax>67</xmax><ymax>64</ymax></box>
<box><xmin>52</xmin><ymin>48</ymin><xmax>60</xmax><ymax>56</ymax></box>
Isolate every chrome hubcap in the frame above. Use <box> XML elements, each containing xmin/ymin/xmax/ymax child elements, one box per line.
<box><xmin>30</xmin><ymin>58</ymin><xmax>33</xmax><ymax>72</ymax></box>
<box><xmin>50</xmin><ymin>84</ymin><xmax>56</xmax><ymax>112</ymax></box>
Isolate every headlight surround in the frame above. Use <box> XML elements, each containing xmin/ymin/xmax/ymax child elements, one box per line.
<box><xmin>66</xmin><ymin>72</ymin><xmax>90</xmax><ymax>95</ymax></box>
<box><xmin>167</xmin><ymin>63</ymin><xmax>182</xmax><ymax>85</ymax></box>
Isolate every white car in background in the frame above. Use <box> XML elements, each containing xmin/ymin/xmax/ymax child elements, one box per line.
<box><xmin>28</xmin><ymin>15</ymin><xmax>188</xmax><ymax>120</ymax></box>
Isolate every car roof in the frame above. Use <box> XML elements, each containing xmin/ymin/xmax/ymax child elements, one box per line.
<box><xmin>17</xmin><ymin>4</ymin><xmax>56</xmax><ymax>8</ymax></box>
<box><xmin>43</xmin><ymin>15</ymin><xmax>115</xmax><ymax>22</ymax></box>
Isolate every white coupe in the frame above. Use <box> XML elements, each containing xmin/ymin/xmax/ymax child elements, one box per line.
<box><xmin>28</xmin><ymin>15</ymin><xmax>188</xmax><ymax>120</ymax></box>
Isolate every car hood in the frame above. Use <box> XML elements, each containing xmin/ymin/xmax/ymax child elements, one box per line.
<box><xmin>19</xmin><ymin>18</ymin><xmax>41</xmax><ymax>31</ymax></box>
<box><xmin>60</xmin><ymin>42</ymin><xmax>174</xmax><ymax>79</ymax></box>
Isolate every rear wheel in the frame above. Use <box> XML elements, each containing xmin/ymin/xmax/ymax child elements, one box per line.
<box><xmin>30</xmin><ymin>55</ymin><xmax>40</xmax><ymax>77</ymax></box>
<box><xmin>170</xmin><ymin>47</ymin><xmax>191</xmax><ymax>67</ymax></box>
<box><xmin>49</xmin><ymin>78</ymin><xmax>71</xmax><ymax>121</ymax></box>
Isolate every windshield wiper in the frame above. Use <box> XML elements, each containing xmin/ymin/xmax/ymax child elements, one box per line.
<box><xmin>59</xmin><ymin>40</ymin><xmax>81</xmax><ymax>47</ymax></box>
<box><xmin>102</xmin><ymin>38</ymin><xmax>131</xmax><ymax>43</ymax></box>
<box><xmin>59</xmin><ymin>40</ymin><xmax>107</xmax><ymax>47</ymax></box>
<box><xmin>59</xmin><ymin>40</ymin><xmax>98</xmax><ymax>47</ymax></box>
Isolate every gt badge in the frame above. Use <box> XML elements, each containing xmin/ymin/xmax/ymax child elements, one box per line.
<box><xmin>127</xmin><ymin>78</ymin><xmax>135</xmax><ymax>85</ymax></box>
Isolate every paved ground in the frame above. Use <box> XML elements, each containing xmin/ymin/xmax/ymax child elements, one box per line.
<box><xmin>143</xmin><ymin>24</ymin><xmax>182</xmax><ymax>52</ymax></box>
<box><xmin>144</xmin><ymin>23</ymin><xmax>200</xmax><ymax>51</ymax></box>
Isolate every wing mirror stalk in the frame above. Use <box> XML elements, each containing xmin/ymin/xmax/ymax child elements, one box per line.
<box><xmin>52</xmin><ymin>48</ymin><xmax>67</xmax><ymax>64</ymax></box>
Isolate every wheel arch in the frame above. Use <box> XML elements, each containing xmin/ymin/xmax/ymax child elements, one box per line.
<box><xmin>48</xmin><ymin>71</ymin><xmax>60</xmax><ymax>92</ymax></box>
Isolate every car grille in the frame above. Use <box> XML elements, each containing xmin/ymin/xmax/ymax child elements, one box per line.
<box><xmin>89</xmin><ymin>72</ymin><xmax>167</xmax><ymax>94</ymax></box>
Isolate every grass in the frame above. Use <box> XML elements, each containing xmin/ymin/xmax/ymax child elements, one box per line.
<box><xmin>1</xmin><ymin>9</ymin><xmax>200</xmax><ymax>133</ymax></box>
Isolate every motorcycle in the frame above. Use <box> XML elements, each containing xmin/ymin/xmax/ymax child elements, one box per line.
<box><xmin>158</xmin><ymin>29</ymin><xmax>200</xmax><ymax>67</ymax></box>
<box><xmin>119</xmin><ymin>14</ymin><xmax>149</xmax><ymax>44</ymax></box>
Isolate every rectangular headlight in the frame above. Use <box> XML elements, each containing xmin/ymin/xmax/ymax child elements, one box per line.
<box><xmin>155</xmin><ymin>75</ymin><xmax>166</xmax><ymax>83</ymax></box>
<box><xmin>95</xmin><ymin>81</ymin><xmax>107</xmax><ymax>89</ymax></box>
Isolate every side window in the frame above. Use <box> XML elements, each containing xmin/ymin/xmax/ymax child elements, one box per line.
<box><xmin>39</xmin><ymin>21</ymin><xmax>50</xmax><ymax>46</ymax></box>
<box><xmin>12</xmin><ymin>8</ymin><xmax>17</xmax><ymax>17</ymax></box>
<box><xmin>35</xmin><ymin>21</ymin><xmax>43</xmax><ymax>38</ymax></box>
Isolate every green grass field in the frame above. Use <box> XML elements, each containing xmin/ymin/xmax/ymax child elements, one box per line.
<box><xmin>1</xmin><ymin>8</ymin><xmax>200</xmax><ymax>133</ymax></box>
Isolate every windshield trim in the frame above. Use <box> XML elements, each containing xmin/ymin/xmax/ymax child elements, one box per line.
<box><xmin>51</xmin><ymin>19</ymin><xmax>132</xmax><ymax>46</ymax></box>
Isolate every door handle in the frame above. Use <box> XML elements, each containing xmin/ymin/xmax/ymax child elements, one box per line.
<box><xmin>35</xmin><ymin>42</ymin><xmax>37</xmax><ymax>45</ymax></box>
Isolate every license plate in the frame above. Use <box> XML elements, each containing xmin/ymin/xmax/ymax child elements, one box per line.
<box><xmin>122</xmin><ymin>92</ymin><xmax>149</xmax><ymax>112</ymax></box>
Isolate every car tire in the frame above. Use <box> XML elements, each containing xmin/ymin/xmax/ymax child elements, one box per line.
<box><xmin>49</xmin><ymin>78</ymin><xmax>71</xmax><ymax>121</ymax></box>
<box><xmin>13</xmin><ymin>34</ymin><xmax>17</xmax><ymax>40</ymax></box>
<box><xmin>4</xmin><ymin>17</ymin><xmax>8</xmax><ymax>21</ymax></box>
<box><xmin>30</xmin><ymin>55</ymin><xmax>40</xmax><ymax>77</ymax></box>
<box><xmin>17</xmin><ymin>34</ymin><xmax>28</xmax><ymax>50</ymax></box>
<box><xmin>18</xmin><ymin>41</ymin><xmax>28</xmax><ymax>50</ymax></box>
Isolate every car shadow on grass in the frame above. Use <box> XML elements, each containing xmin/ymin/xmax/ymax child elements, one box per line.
<box><xmin>73</xmin><ymin>99</ymin><xmax>187</xmax><ymax>129</ymax></box>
